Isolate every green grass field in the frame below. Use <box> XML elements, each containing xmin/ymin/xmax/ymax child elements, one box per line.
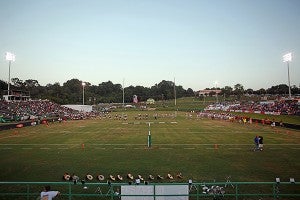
<box><xmin>0</xmin><ymin>110</ymin><xmax>299</xmax><ymax>185</ymax></box>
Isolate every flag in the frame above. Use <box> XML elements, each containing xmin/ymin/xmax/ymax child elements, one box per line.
<box><xmin>133</xmin><ymin>95</ymin><xmax>138</xmax><ymax>103</ymax></box>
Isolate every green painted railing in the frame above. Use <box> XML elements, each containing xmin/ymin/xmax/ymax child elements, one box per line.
<box><xmin>0</xmin><ymin>181</ymin><xmax>299</xmax><ymax>199</ymax></box>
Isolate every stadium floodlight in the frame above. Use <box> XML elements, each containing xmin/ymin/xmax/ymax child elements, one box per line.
<box><xmin>283</xmin><ymin>53</ymin><xmax>292</xmax><ymax>99</ymax></box>
<box><xmin>5</xmin><ymin>52</ymin><xmax>15</xmax><ymax>97</ymax></box>
<box><xmin>5</xmin><ymin>52</ymin><xmax>15</xmax><ymax>61</ymax></box>
<box><xmin>283</xmin><ymin>52</ymin><xmax>292</xmax><ymax>62</ymax></box>
<box><xmin>82</xmin><ymin>82</ymin><xmax>86</xmax><ymax>105</ymax></box>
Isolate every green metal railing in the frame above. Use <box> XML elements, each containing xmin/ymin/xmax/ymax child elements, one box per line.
<box><xmin>0</xmin><ymin>181</ymin><xmax>299</xmax><ymax>199</ymax></box>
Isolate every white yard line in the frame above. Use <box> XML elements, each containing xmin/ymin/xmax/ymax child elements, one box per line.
<box><xmin>0</xmin><ymin>143</ymin><xmax>299</xmax><ymax>152</ymax></box>
<box><xmin>94</xmin><ymin>147</ymin><xmax>106</xmax><ymax>150</ymax></box>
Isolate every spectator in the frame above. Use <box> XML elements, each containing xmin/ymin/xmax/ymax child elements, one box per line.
<box><xmin>40</xmin><ymin>185</ymin><xmax>60</xmax><ymax>200</ymax></box>
<box><xmin>254</xmin><ymin>135</ymin><xmax>259</xmax><ymax>151</ymax></box>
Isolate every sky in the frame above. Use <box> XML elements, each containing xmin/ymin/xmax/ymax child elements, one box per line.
<box><xmin>0</xmin><ymin>0</ymin><xmax>299</xmax><ymax>91</ymax></box>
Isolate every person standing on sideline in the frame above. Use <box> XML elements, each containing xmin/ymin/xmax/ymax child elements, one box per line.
<box><xmin>254</xmin><ymin>135</ymin><xmax>259</xmax><ymax>151</ymax></box>
<box><xmin>40</xmin><ymin>185</ymin><xmax>60</xmax><ymax>200</ymax></box>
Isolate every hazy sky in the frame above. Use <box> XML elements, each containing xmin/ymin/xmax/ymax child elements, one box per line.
<box><xmin>0</xmin><ymin>0</ymin><xmax>299</xmax><ymax>90</ymax></box>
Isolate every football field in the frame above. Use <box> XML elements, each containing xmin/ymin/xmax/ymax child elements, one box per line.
<box><xmin>0</xmin><ymin>111</ymin><xmax>299</xmax><ymax>183</ymax></box>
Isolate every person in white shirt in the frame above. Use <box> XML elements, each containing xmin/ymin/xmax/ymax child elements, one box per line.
<box><xmin>40</xmin><ymin>185</ymin><xmax>60</xmax><ymax>200</ymax></box>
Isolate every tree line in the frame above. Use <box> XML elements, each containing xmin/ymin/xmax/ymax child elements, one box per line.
<box><xmin>0</xmin><ymin>78</ymin><xmax>299</xmax><ymax>105</ymax></box>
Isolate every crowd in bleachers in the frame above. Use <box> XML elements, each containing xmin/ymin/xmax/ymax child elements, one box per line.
<box><xmin>0</xmin><ymin>100</ymin><xmax>97</xmax><ymax>122</ymax></box>
<box><xmin>206</xmin><ymin>100</ymin><xmax>299</xmax><ymax>115</ymax></box>
<box><xmin>196</xmin><ymin>111</ymin><xmax>236</xmax><ymax>121</ymax></box>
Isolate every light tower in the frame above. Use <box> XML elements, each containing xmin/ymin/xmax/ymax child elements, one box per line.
<box><xmin>5</xmin><ymin>52</ymin><xmax>15</xmax><ymax>97</ymax></box>
<box><xmin>214</xmin><ymin>81</ymin><xmax>219</xmax><ymax>103</ymax></box>
<box><xmin>283</xmin><ymin>53</ymin><xmax>292</xmax><ymax>99</ymax></box>
<box><xmin>82</xmin><ymin>82</ymin><xmax>86</xmax><ymax>105</ymax></box>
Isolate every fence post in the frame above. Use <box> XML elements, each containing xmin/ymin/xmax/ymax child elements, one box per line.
<box><xmin>153</xmin><ymin>184</ymin><xmax>156</xmax><ymax>200</ymax></box>
<box><xmin>26</xmin><ymin>184</ymin><xmax>30</xmax><ymax>200</ymax></box>
<box><xmin>196</xmin><ymin>183</ymin><xmax>199</xmax><ymax>200</ymax></box>
<box><xmin>68</xmin><ymin>183</ymin><xmax>72</xmax><ymax>200</ymax></box>
<box><xmin>235</xmin><ymin>183</ymin><xmax>238</xmax><ymax>200</ymax></box>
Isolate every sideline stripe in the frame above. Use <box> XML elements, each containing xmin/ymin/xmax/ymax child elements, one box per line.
<box><xmin>1</xmin><ymin>143</ymin><xmax>299</xmax><ymax>146</ymax></box>
<box><xmin>40</xmin><ymin>147</ymin><xmax>50</xmax><ymax>150</ymax></box>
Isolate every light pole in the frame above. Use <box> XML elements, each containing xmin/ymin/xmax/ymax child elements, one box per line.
<box><xmin>122</xmin><ymin>78</ymin><xmax>125</xmax><ymax>108</ymax></box>
<box><xmin>214</xmin><ymin>81</ymin><xmax>219</xmax><ymax>103</ymax></box>
<box><xmin>174</xmin><ymin>77</ymin><xmax>176</xmax><ymax>106</ymax></box>
<box><xmin>283</xmin><ymin>53</ymin><xmax>292</xmax><ymax>99</ymax></box>
<box><xmin>147</xmin><ymin>123</ymin><xmax>151</xmax><ymax>148</ymax></box>
<box><xmin>82</xmin><ymin>82</ymin><xmax>86</xmax><ymax>105</ymax></box>
<box><xmin>5</xmin><ymin>52</ymin><xmax>15</xmax><ymax>97</ymax></box>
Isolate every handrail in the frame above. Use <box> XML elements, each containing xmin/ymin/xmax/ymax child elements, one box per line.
<box><xmin>0</xmin><ymin>181</ymin><xmax>299</xmax><ymax>199</ymax></box>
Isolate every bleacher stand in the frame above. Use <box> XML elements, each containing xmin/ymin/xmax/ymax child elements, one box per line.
<box><xmin>0</xmin><ymin>100</ymin><xmax>97</xmax><ymax>123</ymax></box>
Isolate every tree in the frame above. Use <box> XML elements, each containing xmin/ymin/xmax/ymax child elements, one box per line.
<box><xmin>221</xmin><ymin>86</ymin><xmax>233</xmax><ymax>98</ymax></box>
<box><xmin>11</xmin><ymin>78</ymin><xmax>24</xmax><ymax>89</ymax></box>
<box><xmin>0</xmin><ymin>80</ymin><xmax>7</xmax><ymax>96</ymax></box>
<box><xmin>266</xmin><ymin>84</ymin><xmax>289</xmax><ymax>95</ymax></box>
<box><xmin>245</xmin><ymin>88</ymin><xmax>254</xmax><ymax>95</ymax></box>
<box><xmin>24</xmin><ymin>79</ymin><xmax>40</xmax><ymax>88</ymax></box>
<box><xmin>62</xmin><ymin>79</ymin><xmax>83</xmax><ymax>104</ymax></box>
<box><xmin>233</xmin><ymin>83</ymin><xmax>244</xmax><ymax>100</ymax></box>
<box><xmin>256</xmin><ymin>88</ymin><xmax>266</xmax><ymax>95</ymax></box>
<box><xmin>156</xmin><ymin>80</ymin><xmax>175</xmax><ymax>100</ymax></box>
<box><xmin>6</xmin><ymin>77</ymin><xmax>298</xmax><ymax>105</ymax></box>
<box><xmin>291</xmin><ymin>85</ymin><xmax>299</xmax><ymax>95</ymax></box>
<box><xmin>186</xmin><ymin>88</ymin><xmax>195</xmax><ymax>97</ymax></box>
